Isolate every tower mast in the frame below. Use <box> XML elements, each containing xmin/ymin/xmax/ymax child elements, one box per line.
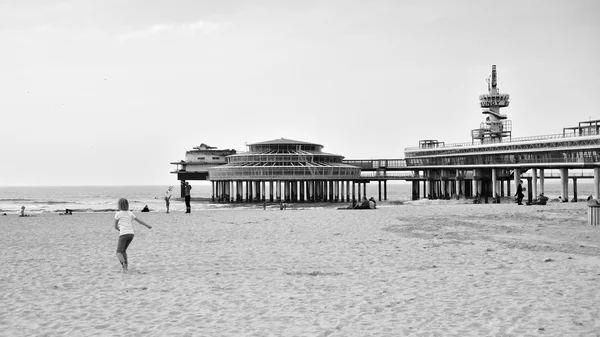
<box><xmin>472</xmin><ymin>65</ymin><xmax>512</xmax><ymax>143</ymax></box>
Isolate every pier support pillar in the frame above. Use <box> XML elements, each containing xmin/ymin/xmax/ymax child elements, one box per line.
<box><xmin>532</xmin><ymin>169</ymin><xmax>538</xmax><ymax>200</ymax></box>
<box><xmin>384</xmin><ymin>180</ymin><xmax>387</xmax><ymax>201</ymax></box>
<box><xmin>412</xmin><ymin>181</ymin><xmax>419</xmax><ymax>200</ymax></box>
<box><xmin>560</xmin><ymin>168</ymin><xmax>569</xmax><ymax>202</ymax></box>
<box><xmin>572</xmin><ymin>178</ymin><xmax>578</xmax><ymax>202</ymax></box>
<box><xmin>378</xmin><ymin>181</ymin><xmax>382</xmax><ymax>201</ymax></box>
<box><xmin>492</xmin><ymin>169</ymin><xmax>498</xmax><ymax>202</ymax></box>
<box><xmin>595</xmin><ymin>168</ymin><xmax>600</xmax><ymax>199</ymax></box>
<box><xmin>539</xmin><ymin>169</ymin><xmax>545</xmax><ymax>195</ymax></box>
<box><xmin>527</xmin><ymin>178</ymin><xmax>533</xmax><ymax>204</ymax></box>
<box><xmin>455</xmin><ymin>180</ymin><xmax>461</xmax><ymax>199</ymax></box>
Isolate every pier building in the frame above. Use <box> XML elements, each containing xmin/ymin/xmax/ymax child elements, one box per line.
<box><xmin>171</xmin><ymin>144</ymin><xmax>236</xmax><ymax>197</ymax></box>
<box><xmin>206</xmin><ymin>138</ymin><xmax>362</xmax><ymax>202</ymax></box>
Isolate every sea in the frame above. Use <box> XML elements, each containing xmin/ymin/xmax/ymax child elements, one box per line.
<box><xmin>0</xmin><ymin>180</ymin><xmax>595</xmax><ymax>215</ymax></box>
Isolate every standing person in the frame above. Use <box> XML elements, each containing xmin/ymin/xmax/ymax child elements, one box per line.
<box><xmin>184</xmin><ymin>182</ymin><xmax>192</xmax><ymax>213</ymax></box>
<box><xmin>114</xmin><ymin>198</ymin><xmax>152</xmax><ymax>272</ymax></box>
<box><xmin>164</xmin><ymin>186</ymin><xmax>172</xmax><ymax>213</ymax></box>
<box><xmin>515</xmin><ymin>180</ymin><xmax>525</xmax><ymax>205</ymax></box>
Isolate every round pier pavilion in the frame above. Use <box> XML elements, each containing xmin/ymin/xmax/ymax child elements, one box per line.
<box><xmin>207</xmin><ymin>138</ymin><xmax>362</xmax><ymax>203</ymax></box>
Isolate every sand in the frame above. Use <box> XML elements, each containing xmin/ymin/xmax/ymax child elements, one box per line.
<box><xmin>1</xmin><ymin>201</ymin><xmax>600</xmax><ymax>336</ymax></box>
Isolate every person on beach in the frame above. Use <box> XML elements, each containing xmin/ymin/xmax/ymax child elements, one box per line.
<box><xmin>368</xmin><ymin>197</ymin><xmax>377</xmax><ymax>209</ymax></box>
<box><xmin>164</xmin><ymin>186</ymin><xmax>172</xmax><ymax>213</ymax></box>
<box><xmin>19</xmin><ymin>206</ymin><xmax>29</xmax><ymax>217</ymax></box>
<box><xmin>114</xmin><ymin>198</ymin><xmax>152</xmax><ymax>272</ymax></box>
<box><xmin>515</xmin><ymin>180</ymin><xmax>525</xmax><ymax>205</ymax></box>
<box><xmin>184</xmin><ymin>182</ymin><xmax>192</xmax><ymax>213</ymax></box>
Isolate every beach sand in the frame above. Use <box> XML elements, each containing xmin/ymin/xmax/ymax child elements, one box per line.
<box><xmin>1</xmin><ymin>201</ymin><xmax>600</xmax><ymax>336</ymax></box>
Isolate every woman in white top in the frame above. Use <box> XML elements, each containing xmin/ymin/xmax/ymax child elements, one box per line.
<box><xmin>114</xmin><ymin>198</ymin><xmax>152</xmax><ymax>272</ymax></box>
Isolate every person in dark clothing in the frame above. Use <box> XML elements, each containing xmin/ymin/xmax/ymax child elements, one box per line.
<box><xmin>184</xmin><ymin>182</ymin><xmax>192</xmax><ymax>213</ymax></box>
<box><xmin>515</xmin><ymin>180</ymin><xmax>525</xmax><ymax>205</ymax></box>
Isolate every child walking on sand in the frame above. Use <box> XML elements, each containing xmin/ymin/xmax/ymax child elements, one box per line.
<box><xmin>114</xmin><ymin>198</ymin><xmax>152</xmax><ymax>272</ymax></box>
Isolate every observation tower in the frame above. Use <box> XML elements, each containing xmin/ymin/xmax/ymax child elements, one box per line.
<box><xmin>472</xmin><ymin>65</ymin><xmax>512</xmax><ymax>143</ymax></box>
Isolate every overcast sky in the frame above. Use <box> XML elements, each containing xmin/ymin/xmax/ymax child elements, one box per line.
<box><xmin>1</xmin><ymin>0</ymin><xmax>598</xmax><ymax>186</ymax></box>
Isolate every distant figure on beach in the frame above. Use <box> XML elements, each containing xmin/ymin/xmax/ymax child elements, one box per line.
<box><xmin>19</xmin><ymin>206</ymin><xmax>29</xmax><ymax>217</ymax></box>
<box><xmin>164</xmin><ymin>186</ymin><xmax>173</xmax><ymax>213</ymax></box>
<box><xmin>360</xmin><ymin>197</ymin><xmax>370</xmax><ymax>209</ymax></box>
<box><xmin>263</xmin><ymin>200</ymin><xmax>266</xmax><ymax>210</ymax></box>
<box><xmin>141</xmin><ymin>205</ymin><xmax>150</xmax><ymax>212</ymax></box>
<box><xmin>184</xmin><ymin>182</ymin><xmax>192</xmax><ymax>213</ymax></box>
<box><xmin>532</xmin><ymin>193</ymin><xmax>549</xmax><ymax>205</ymax></box>
<box><xmin>279</xmin><ymin>203</ymin><xmax>286</xmax><ymax>210</ymax></box>
<box><xmin>515</xmin><ymin>180</ymin><xmax>525</xmax><ymax>205</ymax></box>
<box><xmin>60</xmin><ymin>209</ymin><xmax>73</xmax><ymax>215</ymax></box>
<box><xmin>369</xmin><ymin>197</ymin><xmax>376</xmax><ymax>209</ymax></box>
<box><xmin>114</xmin><ymin>198</ymin><xmax>152</xmax><ymax>272</ymax></box>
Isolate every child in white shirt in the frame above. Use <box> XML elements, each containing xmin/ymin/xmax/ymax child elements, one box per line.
<box><xmin>114</xmin><ymin>198</ymin><xmax>152</xmax><ymax>272</ymax></box>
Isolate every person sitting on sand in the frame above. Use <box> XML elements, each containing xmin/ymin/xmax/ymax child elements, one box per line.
<box><xmin>359</xmin><ymin>197</ymin><xmax>370</xmax><ymax>209</ymax></box>
<box><xmin>114</xmin><ymin>198</ymin><xmax>152</xmax><ymax>272</ymax></box>
<box><xmin>369</xmin><ymin>197</ymin><xmax>376</xmax><ymax>209</ymax></box>
<box><xmin>19</xmin><ymin>206</ymin><xmax>29</xmax><ymax>217</ymax></box>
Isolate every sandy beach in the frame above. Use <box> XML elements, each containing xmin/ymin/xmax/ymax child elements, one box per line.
<box><xmin>1</xmin><ymin>201</ymin><xmax>600</xmax><ymax>336</ymax></box>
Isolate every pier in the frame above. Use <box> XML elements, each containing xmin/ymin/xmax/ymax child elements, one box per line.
<box><xmin>171</xmin><ymin>65</ymin><xmax>600</xmax><ymax>204</ymax></box>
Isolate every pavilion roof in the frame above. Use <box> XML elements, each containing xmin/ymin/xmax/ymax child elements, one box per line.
<box><xmin>249</xmin><ymin>138</ymin><xmax>323</xmax><ymax>147</ymax></box>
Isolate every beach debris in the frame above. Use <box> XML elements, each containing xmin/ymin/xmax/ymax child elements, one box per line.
<box><xmin>485</xmin><ymin>248</ymin><xmax>494</xmax><ymax>252</ymax></box>
<box><xmin>538</xmin><ymin>327</ymin><xmax>545</xmax><ymax>331</ymax></box>
<box><xmin>544</xmin><ymin>258</ymin><xmax>554</xmax><ymax>263</ymax></box>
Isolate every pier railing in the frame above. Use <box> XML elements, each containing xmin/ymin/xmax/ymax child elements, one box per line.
<box><xmin>404</xmin><ymin>129</ymin><xmax>600</xmax><ymax>152</ymax></box>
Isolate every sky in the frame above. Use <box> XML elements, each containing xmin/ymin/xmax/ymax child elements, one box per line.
<box><xmin>1</xmin><ymin>0</ymin><xmax>599</xmax><ymax>186</ymax></box>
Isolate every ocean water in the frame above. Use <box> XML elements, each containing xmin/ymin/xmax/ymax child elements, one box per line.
<box><xmin>0</xmin><ymin>180</ymin><xmax>595</xmax><ymax>214</ymax></box>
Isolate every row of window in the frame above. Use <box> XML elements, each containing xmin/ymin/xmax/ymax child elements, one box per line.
<box><xmin>228</xmin><ymin>155</ymin><xmax>343</xmax><ymax>164</ymax></box>
<box><xmin>406</xmin><ymin>150</ymin><xmax>600</xmax><ymax>166</ymax></box>
<box><xmin>208</xmin><ymin>167</ymin><xmax>361</xmax><ymax>179</ymax></box>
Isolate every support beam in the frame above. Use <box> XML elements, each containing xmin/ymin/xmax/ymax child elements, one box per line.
<box><xmin>539</xmin><ymin>169</ymin><xmax>545</xmax><ymax>195</ymax></box>
<box><xmin>384</xmin><ymin>180</ymin><xmax>387</xmax><ymax>201</ymax></box>
<box><xmin>595</xmin><ymin>168</ymin><xmax>600</xmax><ymax>199</ymax></box>
<box><xmin>532</xmin><ymin>169</ymin><xmax>538</xmax><ymax>200</ymax></box>
<box><xmin>560</xmin><ymin>168</ymin><xmax>569</xmax><ymax>202</ymax></box>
